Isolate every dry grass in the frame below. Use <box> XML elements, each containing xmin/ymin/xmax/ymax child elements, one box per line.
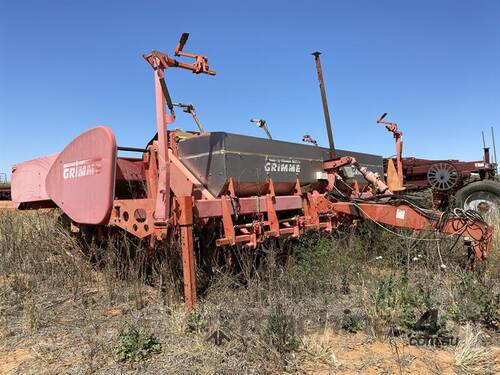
<box><xmin>296</xmin><ymin>333</ymin><xmax>342</xmax><ymax>373</ymax></box>
<box><xmin>454</xmin><ymin>324</ymin><xmax>495</xmax><ymax>374</ymax></box>
<box><xmin>0</xmin><ymin>201</ymin><xmax>15</xmax><ymax>210</ymax></box>
<box><xmin>0</xmin><ymin>209</ymin><xmax>498</xmax><ymax>374</ymax></box>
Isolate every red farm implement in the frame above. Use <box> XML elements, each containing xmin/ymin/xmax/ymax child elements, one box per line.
<box><xmin>0</xmin><ymin>173</ymin><xmax>11</xmax><ymax>202</ymax></box>
<box><xmin>378</xmin><ymin>113</ymin><xmax>500</xmax><ymax>220</ymax></box>
<box><xmin>11</xmin><ymin>34</ymin><xmax>493</xmax><ymax>309</ymax></box>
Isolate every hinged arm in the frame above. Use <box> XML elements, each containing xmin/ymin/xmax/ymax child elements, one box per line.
<box><xmin>377</xmin><ymin>113</ymin><xmax>404</xmax><ymax>187</ymax></box>
<box><xmin>329</xmin><ymin>200</ymin><xmax>492</xmax><ymax>260</ymax></box>
<box><xmin>143</xmin><ymin>33</ymin><xmax>216</xmax><ymax>223</ymax></box>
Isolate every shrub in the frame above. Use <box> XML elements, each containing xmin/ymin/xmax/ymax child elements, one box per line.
<box><xmin>113</xmin><ymin>328</ymin><xmax>161</xmax><ymax>362</ymax></box>
<box><xmin>365</xmin><ymin>273</ymin><xmax>428</xmax><ymax>332</ymax></box>
<box><xmin>263</xmin><ymin>300</ymin><xmax>300</xmax><ymax>353</ymax></box>
<box><xmin>452</xmin><ymin>271</ymin><xmax>499</xmax><ymax>329</ymax></box>
<box><xmin>186</xmin><ymin>308</ymin><xmax>209</xmax><ymax>333</ymax></box>
<box><xmin>341</xmin><ymin>309</ymin><xmax>364</xmax><ymax>333</ymax></box>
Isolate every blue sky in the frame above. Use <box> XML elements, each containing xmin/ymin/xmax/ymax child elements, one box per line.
<box><xmin>1</xmin><ymin>1</ymin><xmax>499</xmax><ymax>175</ymax></box>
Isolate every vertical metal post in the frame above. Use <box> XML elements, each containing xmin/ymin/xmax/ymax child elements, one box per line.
<box><xmin>484</xmin><ymin>147</ymin><xmax>490</xmax><ymax>164</ymax></box>
<box><xmin>395</xmin><ymin>137</ymin><xmax>404</xmax><ymax>187</ymax></box>
<box><xmin>491</xmin><ymin>126</ymin><xmax>497</xmax><ymax>167</ymax></box>
<box><xmin>312</xmin><ymin>51</ymin><xmax>335</xmax><ymax>158</ymax></box>
<box><xmin>491</xmin><ymin>126</ymin><xmax>498</xmax><ymax>175</ymax></box>
<box><xmin>482</xmin><ymin>131</ymin><xmax>490</xmax><ymax>164</ymax></box>
<box><xmin>153</xmin><ymin>69</ymin><xmax>173</xmax><ymax>223</ymax></box>
<box><xmin>178</xmin><ymin>196</ymin><xmax>197</xmax><ymax>310</ymax></box>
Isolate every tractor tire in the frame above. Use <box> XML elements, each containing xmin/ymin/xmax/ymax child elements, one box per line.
<box><xmin>454</xmin><ymin>180</ymin><xmax>500</xmax><ymax>223</ymax></box>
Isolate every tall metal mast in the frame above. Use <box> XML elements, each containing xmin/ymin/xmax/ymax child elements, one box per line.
<box><xmin>312</xmin><ymin>51</ymin><xmax>335</xmax><ymax>159</ymax></box>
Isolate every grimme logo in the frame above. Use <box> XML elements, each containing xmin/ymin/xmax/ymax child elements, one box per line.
<box><xmin>63</xmin><ymin>158</ymin><xmax>102</xmax><ymax>180</ymax></box>
<box><xmin>264</xmin><ymin>158</ymin><xmax>301</xmax><ymax>173</ymax></box>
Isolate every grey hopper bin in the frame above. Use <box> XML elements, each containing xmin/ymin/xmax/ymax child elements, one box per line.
<box><xmin>177</xmin><ymin>132</ymin><xmax>384</xmax><ymax>197</ymax></box>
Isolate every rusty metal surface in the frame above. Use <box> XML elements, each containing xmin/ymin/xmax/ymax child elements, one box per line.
<box><xmin>377</xmin><ymin>113</ymin><xmax>403</xmax><ymax>187</ymax></box>
<box><xmin>398</xmin><ymin>157</ymin><xmax>496</xmax><ymax>188</ymax></box>
<box><xmin>8</xmin><ymin>33</ymin><xmax>494</xmax><ymax>311</ymax></box>
<box><xmin>178</xmin><ymin>195</ymin><xmax>197</xmax><ymax>309</ymax></box>
<box><xmin>110</xmin><ymin>199</ymin><xmax>154</xmax><ymax>239</ymax></box>
<box><xmin>379</xmin><ymin>116</ymin><xmax>497</xmax><ymax>206</ymax></box>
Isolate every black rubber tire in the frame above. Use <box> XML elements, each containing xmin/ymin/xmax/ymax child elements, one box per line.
<box><xmin>454</xmin><ymin>180</ymin><xmax>500</xmax><ymax>221</ymax></box>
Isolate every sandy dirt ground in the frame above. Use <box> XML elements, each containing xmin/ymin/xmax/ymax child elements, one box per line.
<box><xmin>1</xmin><ymin>326</ymin><xmax>498</xmax><ymax>374</ymax></box>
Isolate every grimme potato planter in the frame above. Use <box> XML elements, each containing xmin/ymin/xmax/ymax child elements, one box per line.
<box><xmin>11</xmin><ymin>34</ymin><xmax>493</xmax><ymax>309</ymax></box>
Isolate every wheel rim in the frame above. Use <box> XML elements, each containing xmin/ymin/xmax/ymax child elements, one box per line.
<box><xmin>427</xmin><ymin>163</ymin><xmax>459</xmax><ymax>191</ymax></box>
<box><xmin>463</xmin><ymin>190</ymin><xmax>500</xmax><ymax>223</ymax></box>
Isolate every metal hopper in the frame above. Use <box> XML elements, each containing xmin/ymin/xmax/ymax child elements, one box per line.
<box><xmin>178</xmin><ymin>132</ymin><xmax>384</xmax><ymax>197</ymax></box>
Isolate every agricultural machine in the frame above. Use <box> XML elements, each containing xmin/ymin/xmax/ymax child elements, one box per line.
<box><xmin>10</xmin><ymin>34</ymin><xmax>493</xmax><ymax>309</ymax></box>
<box><xmin>0</xmin><ymin>173</ymin><xmax>11</xmax><ymax>201</ymax></box>
<box><xmin>377</xmin><ymin>113</ymin><xmax>500</xmax><ymax>220</ymax></box>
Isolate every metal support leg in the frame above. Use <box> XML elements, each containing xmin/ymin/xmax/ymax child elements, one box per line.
<box><xmin>153</xmin><ymin>69</ymin><xmax>173</xmax><ymax>223</ymax></box>
<box><xmin>178</xmin><ymin>196</ymin><xmax>197</xmax><ymax>310</ymax></box>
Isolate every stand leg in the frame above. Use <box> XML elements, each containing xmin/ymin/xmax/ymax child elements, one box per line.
<box><xmin>178</xmin><ymin>196</ymin><xmax>197</xmax><ymax>310</ymax></box>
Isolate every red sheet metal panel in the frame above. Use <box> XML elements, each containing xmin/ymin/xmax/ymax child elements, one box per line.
<box><xmin>46</xmin><ymin>126</ymin><xmax>117</xmax><ymax>225</ymax></box>
<box><xmin>116</xmin><ymin>158</ymin><xmax>145</xmax><ymax>181</ymax></box>
<box><xmin>11</xmin><ymin>153</ymin><xmax>59</xmax><ymax>203</ymax></box>
<box><xmin>195</xmin><ymin>195</ymin><xmax>303</xmax><ymax>218</ymax></box>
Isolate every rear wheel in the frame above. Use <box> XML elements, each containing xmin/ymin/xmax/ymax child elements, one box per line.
<box><xmin>454</xmin><ymin>180</ymin><xmax>500</xmax><ymax>223</ymax></box>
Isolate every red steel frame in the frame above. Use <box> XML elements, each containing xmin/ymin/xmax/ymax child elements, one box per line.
<box><xmin>12</xmin><ymin>35</ymin><xmax>494</xmax><ymax>310</ymax></box>
<box><xmin>129</xmin><ymin>38</ymin><xmax>494</xmax><ymax>308</ymax></box>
